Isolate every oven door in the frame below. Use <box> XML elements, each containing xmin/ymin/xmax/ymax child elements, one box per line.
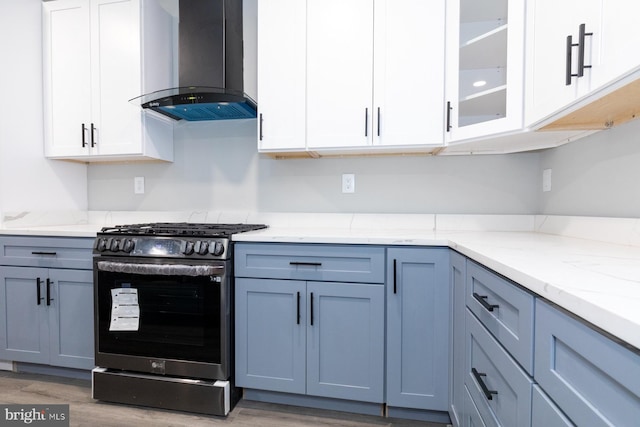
<box><xmin>94</xmin><ymin>257</ymin><xmax>231</xmax><ymax>380</ymax></box>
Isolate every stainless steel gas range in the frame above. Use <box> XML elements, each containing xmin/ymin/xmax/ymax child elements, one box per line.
<box><xmin>91</xmin><ymin>222</ymin><xmax>266</xmax><ymax>416</ymax></box>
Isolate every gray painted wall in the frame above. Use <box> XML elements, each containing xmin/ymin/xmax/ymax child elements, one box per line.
<box><xmin>88</xmin><ymin>119</ymin><xmax>540</xmax><ymax>214</ymax></box>
<box><xmin>539</xmin><ymin>118</ymin><xmax>640</xmax><ymax>217</ymax></box>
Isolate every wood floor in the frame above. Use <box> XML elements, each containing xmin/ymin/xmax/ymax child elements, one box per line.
<box><xmin>0</xmin><ymin>371</ymin><xmax>448</xmax><ymax>427</ymax></box>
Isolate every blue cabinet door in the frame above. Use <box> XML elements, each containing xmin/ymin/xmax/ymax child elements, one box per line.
<box><xmin>386</xmin><ymin>247</ymin><xmax>450</xmax><ymax>411</ymax></box>
<box><xmin>235</xmin><ymin>278</ymin><xmax>306</xmax><ymax>394</ymax></box>
<box><xmin>306</xmin><ymin>281</ymin><xmax>384</xmax><ymax>403</ymax></box>
<box><xmin>0</xmin><ymin>266</ymin><xmax>49</xmax><ymax>364</ymax></box>
<box><xmin>48</xmin><ymin>268</ymin><xmax>94</xmax><ymax>370</ymax></box>
<box><xmin>449</xmin><ymin>251</ymin><xmax>467</xmax><ymax>426</ymax></box>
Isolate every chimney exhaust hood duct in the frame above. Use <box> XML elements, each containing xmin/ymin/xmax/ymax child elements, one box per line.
<box><xmin>130</xmin><ymin>0</ymin><xmax>256</xmax><ymax>121</ymax></box>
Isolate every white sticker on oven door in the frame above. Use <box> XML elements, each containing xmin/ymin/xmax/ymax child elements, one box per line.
<box><xmin>110</xmin><ymin>288</ymin><xmax>140</xmax><ymax>331</ymax></box>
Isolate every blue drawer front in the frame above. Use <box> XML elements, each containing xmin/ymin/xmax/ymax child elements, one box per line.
<box><xmin>0</xmin><ymin>236</ymin><xmax>94</xmax><ymax>270</ymax></box>
<box><xmin>234</xmin><ymin>243</ymin><xmax>385</xmax><ymax>283</ymax></box>
<box><xmin>465</xmin><ymin>309</ymin><xmax>533</xmax><ymax>427</ymax></box>
<box><xmin>535</xmin><ymin>300</ymin><xmax>640</xmax><ymax>427</ymax></box>
<box><xmin>466</xmin><ymin>261</ymin><xmax>534</xmax><ymax>374</ymax></box>
<box><xmin>531</xmin><ymin>385</ymin><xmax>573</xmax><ymax>427</ymax></box>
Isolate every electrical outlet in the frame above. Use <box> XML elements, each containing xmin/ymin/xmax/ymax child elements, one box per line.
<box><xmin>134</xmin><ymin>176</ymin><xmax>145</xmax><ymax>194</ymax></box>
<box><xmin>342</xmin><ymin>174</ymin><xmax>355</xmax><ymax>193</ymax></box>
<box><xmin>542</xmin><ymin>169</ymin><xmax>552</xmax><ymax>192</ymax></box>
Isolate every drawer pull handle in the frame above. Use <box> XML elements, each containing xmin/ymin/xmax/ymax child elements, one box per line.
<box><xmin>472</xmin><ymin>368</ymin><xmax>498</xmax><ymax>401</ymax></box>
<box><xmin>473</xmin><ymin>292</ymin><xmax>499</xmax><ymax>312</ymax></box>
<box><xmin>31</xmin><ymin>251</ymin><xmax>57</xmax><ymax>256</ymax></box>
<box><xmin>290</xmin><ymin>262</ymin><xmax>322</xmax><ymax>267</ymax></box>
<box><xmin>296</xmin><ymin>291</ymin><xmax>301</xmax><ymax>325</ymax></box>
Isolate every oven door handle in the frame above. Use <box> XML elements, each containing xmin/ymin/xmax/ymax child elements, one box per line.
<box><xmin>96</xmin><ymin>261</ymin><xmax>224</xmax><ymax>277</ymax></box>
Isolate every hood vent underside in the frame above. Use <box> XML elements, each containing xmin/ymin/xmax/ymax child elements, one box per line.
<box><xmin>131</xmin><ymin>0</ymin><xmax>256</xmax><ymax>122</ymax></box>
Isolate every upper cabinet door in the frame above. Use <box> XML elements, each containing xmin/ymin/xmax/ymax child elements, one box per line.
<box><xmin>445</xmin><ymin>0</ymin><xmax>526</xmax><ymax>143</ymax></box>
<box><xmin>257</xmin><ymin>0</ymin><xmax>306</xmax><ymax>152</ymax></box>
<box><xmin>43</xmin><ymin>0</ymin><xmax>92</xmax><ymax>157</ymax></box>
<box><xmin>525</xmin><ymin>0</ymin><xmax>602</xmax><ymax>126</ymax></box>
<box><xmin>592</xmin><ymin>0</ymin><xmax>640</xmax><ymax>89</ymax></box>
<box><xmin>90</xmin><ymin>0</ymin><xmax>143</xmax><ymax>157</ymax></box>
<box><xmin>306</xmin><ymin>0</ymin><xmax>374</xmax><ymax>149</ymax></box>
<box><xmin>372</xmin><ymin>0</ymin><xmax>446</xmax><ymax>147</ymax></box>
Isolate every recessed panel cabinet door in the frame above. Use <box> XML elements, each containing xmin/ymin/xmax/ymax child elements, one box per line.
<box><xmin>47</xmin><ymin>269</ymin><xmax>94</xmax><ymax>370</ymax></box>
<box><xmin>91</xmin><ymin>0</ymin><xmax>143</xmax><ymax>156</ymax></box>
<box><xmin>0</xmin><ymin>267</ymin><xmax>49</xmax><ymax>364</ymax></box>
<box><xmin>306</xmin><ymin>282</ymin><xmax>384</xmax><ymax>403</ymax></box>
<box><xmin>43</xmin><ymin>0</ymin><xmax>92</xmax><ymax>157</ymax></box>
<box><xmin>306</xmin><ymin>0</ymin><xmax>374</xmax><ymax>149</ymax></box>
<box><xmin>235</xmin><ymin>278</ymin><xmax>306</xmax><ymax>394</ymax></box>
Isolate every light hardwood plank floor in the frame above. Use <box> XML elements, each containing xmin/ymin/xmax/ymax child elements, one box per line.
<box><xmin>0</xmin><ymin>371</ymin><xmax>448</xmax><ymax>427</ymax></box>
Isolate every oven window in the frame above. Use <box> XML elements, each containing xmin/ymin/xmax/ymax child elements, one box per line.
<box><xmin>96</xmin><ymin>269</ymin><xmax>221</xmax><ymax>364</ymax></box>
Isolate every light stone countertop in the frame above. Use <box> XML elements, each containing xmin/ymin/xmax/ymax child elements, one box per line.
<box><xmin>1</xmin><ymin>211</ymin><xmax>639</xmax><ymax>351</ymax></box>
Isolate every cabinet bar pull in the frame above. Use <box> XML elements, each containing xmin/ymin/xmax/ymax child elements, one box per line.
<box><xmin>446</xmin><ymin>101</ymin><xmax>452</xmax><ymax>132</ymax></box>
<box><xmin>473</xmin><ymin>292</ymin><xmax>499</xmax><ymax>312</ymax></box>
<box><xmin>393</xmin><ymin>259</ymin><xmax>397</xmax><ymax>294</ymax></box>
<box><xmin>377</xmin><ymin>107</ymin><xmax>381</xmax><ymax>136</ymax></box>
<box><xmin>31</xmin><ymin>251</ymin><xmax>57</xmax><ymax>256</ymax></box>
<box><xmin>296</xmin><ymin>291</ymin><xmax>301</xmax><ymax>325</ymax></box>
<box><xmin>364</xmin><ymin>108</ymin><xmax>368</xmax><ymax>137</ymax></box>
<box><xmin>46</xmin><ymin>278</ymin><xmax>54</xmax><ymax>306</ymax></box>
<box><xmin>259</xmin><ymin>113</ymin><xmax>263</xmax><ymax>141</ymax></box>
<box><xmin>577</xmin><ymin>23</ymin><xmax>593</xmax><ymax>77</ymax></box>
<box><xmin>565</xmin><ymin>35</ymin><xmax>580</xmax><ymax>85</ymax></box>
<box><xmin>289</xmin><ymin>262</ymin><xmax>322</xmax><ymax>267</ymax></box>
<box><xmin>36</xmin><ymin>278</ymin><xmax>42</xmax><ymax>305</ymax></box>
<box><xmin>472</xmin><ymin>368</ymin><xmax>498</xmax><ymax>401</ymax></box>
<box><xmin>81</xmin><ymin>123</ymin><xmax>88</xmax><ymax>147</ymax></box>
<box><xmin>90</xmin><ymin>123</ymin><xmax>96</xmax><ymax>147</ymax></box>
<box><xmin>310</xmin><ymin>292</ymin><xmax>314</xmax><ymax>326</ymax></box>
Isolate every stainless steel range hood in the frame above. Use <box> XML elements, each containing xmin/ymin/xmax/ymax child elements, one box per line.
<box><xmin>130</xmin><ymin>0</ymin><xmax>256</xmax><ymax>121</ymax></box>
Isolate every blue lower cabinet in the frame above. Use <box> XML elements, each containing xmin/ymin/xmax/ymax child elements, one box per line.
<box><xmin>386</xmin><ymin>247</ymin><xmax>450</xmax><ymax>411</ymax></box>
<box><xmin>235</xmin><ymin>278</ymin><xmax>307</xmax><ymax>394</ymax></box>
<box><xmin>306</xmin><ymin>282</ymin><xmax>384</xmax><ymax>402</ymax></box>
<box><xmin>465</xmin><ymin>309</ymin><xmax>533</xmax><ymax>427</ymax></box>
<box><xmin>531</xmin><ymin>385</ymin><xmax>573</xmax><ymax>427</ymax></box>
<box><xmin>235</xmin><ymin>277</ymin><xmax>384</xmax><ymax>403</ymax></box>
<box><xmin>535</xmin><ymin>300</ymin><xmax>640</xmax><ymax>427</ymax></box>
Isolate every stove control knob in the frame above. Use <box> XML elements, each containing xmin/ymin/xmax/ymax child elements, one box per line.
<box><xmin>95</xmin><ymin>238</ymin><xmax>108</xmax><ymax>252</ymax></box>
<box><xmin>181</xmin><ymin>241</ymin><xmax>195</xmax><ymax>255</ymax></box>
<box><xmin>211</xmin><ymin>241</ymin><xmax>225</xmax><ymax>256</ymax></box>
<box><xmin>195</xmin><ymin>241</ymin><xmax>209</xmax><ymax>255</ymax></box>
<box><xmin>110</xmin><ymin>239</ymin><xmax>120</xmax><ymax>252</ymax></box>
<box><xmin>121</xmin><ymin>239</ymin><xmax>134</xmax><ymax>253</ymax></box>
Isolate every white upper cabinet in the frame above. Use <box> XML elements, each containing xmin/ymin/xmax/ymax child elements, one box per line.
<box><xmin>525</xmin><ymin>0</ymin><xmax>602</xmax><ymax>126</ymax></box>
<box><xmin>256</xmin><ymin>0</ymin><xmax>306</xmax><ymax>152</ymax></box>
<box><xmin>445</xmin><ymin>0</ymin><xmax>526</xmax><ymax>143</ymax></box>
<box><xmin>43</xmin><ymin>0</ymin><xmax>174</xmax><ymax>162</ymax></box>
<box><xmin>257</xmin><ymin>0</ymin><xmax>446</xmax><ymax>154</ymax></box>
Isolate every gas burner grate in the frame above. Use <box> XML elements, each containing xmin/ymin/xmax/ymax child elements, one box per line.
<box><xmin>99</xmin><ymin>222</ymin><xmax>267</xmax><ymax>237</ymax></box>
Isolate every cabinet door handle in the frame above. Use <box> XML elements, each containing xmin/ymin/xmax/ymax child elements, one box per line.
<box><xmin>472</xmin><ymin>368</ymin><xmax>498</xmax><ymax>401</ymax></box>
<box><xmin>473</xmin><ymin>292</ymin><xmax>499</xmax><ymax>312</ymax></box>
<box><xmin>259</xmin><ymin>113</ymin><xmax>264</xmax><ymax>141</ymax></box>
<box><xmin>566</xmin><ymin>35</ymin><xmax>578</xmax><ymax>85</ymax></box>
<box><xmin>81</xmin><ymin>123</ymin><xmax>88</xmax><ymax>147</ymax></box>
<box><xmin>296</xmin><ymin>291</ymin><xmax>301</xmax><ymax>325</ymax></box>
<box><xmin>393</xmin><ymin>259</ymin><xmax>397</xmax><ymax>294</ymax></box>
<box><xmin>377</xmin><ymin>107</ymin><xmax>381</xmax><ymax>136</ymax></box>
<box><xmin>310</xmin><ymin>292</ymin><xmax>314</xmax><ymax>326</ymax></box>
<box><xmin>446</xmin><ymin>101</ymin><xmax>452</xmax><ymax>132</ymax></box>
<box><xmin>90</xmin><ymin>123</ymin><xmax>96</xmax><ymax>147</ymax></box>
<box><xmin>36</xmin><ymin>278</ymin><xmax>43</xmax><ymax>305</ymax></box>
<box><xmin>46</xmin><ymin>278</ymin><xmax>54</xmax><ymax>306</ymax></box>
<box><xmin>31</xmin><ymin>251</ymin><xmax>57</xmax><ymax>256</ymax></box>
<box><xmin>577</xmin><ymin>23</ymin><xmax>593</xmax><ymax>77</ymax></box>
<box><xmin>289</xmin><ymin>262</ymin><xmax>322</xmax><ymax>267</ymax></box>
<box><xmin>364</xmin><ymin>108</ymin><xmax>369</xmax><ymax>137</ymax></box>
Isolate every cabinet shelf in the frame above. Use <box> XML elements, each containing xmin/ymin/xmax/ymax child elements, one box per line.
<box><xmin>459</xmin><ymin>86</ymin><xmax>507</xmax><ymax>127</ymax></box>
<box><xmin>459</xmin><ymin>23</ymin><xmax>508</xmax><ymax>69</ymax></box>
